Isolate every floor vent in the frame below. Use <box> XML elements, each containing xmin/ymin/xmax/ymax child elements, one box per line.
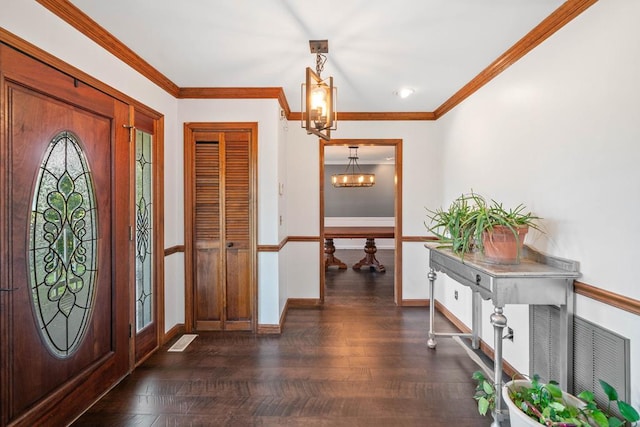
<box><xmin>168</xmin><ymin>334</ymin><xmax>198</xmax><ymax>352</ymax></box>
<box><xmin>530</xmin><ymin>305</ymin><xmax>629</xmax><ymax>416</ymax></box>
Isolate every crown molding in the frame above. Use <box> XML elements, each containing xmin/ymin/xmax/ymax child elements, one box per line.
<box><xmin>289</xmin><ymin>112</ymin><xmax>436</xmax><ymax>121</ymax></box>
<box><xmin>179</xmin><ymin>87</ymin><xmax>291</xmax><ymax>116</ymax></box>
<box><xmin>434</xmin><ymin>0</ymin><xmax>598</xmax><ymax>118</ymax></box>
<box><xmin>0</xmin><ymin>27</ymin><xmax>163</xmax><ymax>118</ymax></box>
<box><xmin>36</xmin><ymin>0</ymin><xmax>180</xmax><ymax>97</ymax></box>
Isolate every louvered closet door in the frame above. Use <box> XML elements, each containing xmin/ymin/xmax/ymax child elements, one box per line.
<box><xmin>194</xmin><ymin>131</ymin><xmax>252</xmax><ymax>331</ymax></box>
<box><xmin>223</xmin><ymin>131</ymin><xmax>252</xmax><ymax>330</ymax></box>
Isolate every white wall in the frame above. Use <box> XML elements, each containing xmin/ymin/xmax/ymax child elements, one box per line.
<box><xmin>178</xmin><ymin>98</ymin><xmax>282</xmax><ymax>242</ymax></box>
<box><xmin>285</xmin><ymin>121</ymin><xmax>442</xmax><ymax>301</ymax></box>
<box><xmin>434</xmin><ymin>0</ymin><xmax>640</xmax><ymax>407</ymax></box>
<box><xmin>178</xmin><ymin>99</ymin><xmax>283</xmax><ymax>326</ymax></box>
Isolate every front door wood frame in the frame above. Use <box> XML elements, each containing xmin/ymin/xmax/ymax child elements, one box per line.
<box><xmin>130</xmin><ymin>106</ymin><xmax>165</xmax><ymax>365</ymax></box>
<box><xmin>320</xmin><ymin>139</ymin><xmax>403</xmax><ymax>304</ymax></box>
<box><xmin>183</xmin><ymin>122</ymin><xmax>258</xmax><ymax>332</ymax></box>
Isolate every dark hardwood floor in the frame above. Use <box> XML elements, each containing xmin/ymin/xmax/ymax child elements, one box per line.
<box><xmin>72</xmin><ymin>250</ymin><xmax>489</xmax><ymax>426</ymax></box>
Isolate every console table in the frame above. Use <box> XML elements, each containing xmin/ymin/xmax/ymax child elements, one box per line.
<box><xmin>424</xmin><ymin>243</ymin><xmax>580</xmax><ymax>426</ymax></box>
<box><xmin>324</xmin><ymin>226</ymin><xmax>394</xmax><ymax>272</ymax></box>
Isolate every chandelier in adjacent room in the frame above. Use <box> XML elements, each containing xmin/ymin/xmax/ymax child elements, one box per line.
<box><xmin>331</xmin><ymin>146</ymin><xmax>375</xmax><ymax>188</ymax></box>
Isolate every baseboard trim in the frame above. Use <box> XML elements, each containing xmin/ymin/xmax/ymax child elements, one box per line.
<box><xmin>257</xmin><ymin>324</ymin><xmax>281</xmax><ymax>334</ymax></box>
<box><xmin>258</xmin><ymin>298</ymin><xmax>323</xmax><ymax>335</ymax></box>
<box><xmin>401</xmin><ymin>299</ymin><xmax>430</xmax><ymax>307</ymax></box>
<box><xmin>279</xmin><ymin>298</ymin><xmax>289</xmax><ymax>330</ymax></box>
<box><xmin>162</xmin><ymin>323</ymin><xmax>185</xmax><ymax>345</ymax></box>
<box><xmin>288</xmin><ymin>298</ymin><xmax>323</xmax><ymax>307</ymax></box>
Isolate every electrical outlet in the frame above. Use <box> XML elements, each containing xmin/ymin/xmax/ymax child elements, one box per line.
<box><xmin>454</xmin><ymin>290</ymin><xmax>458</xmax><ymax>300</ymax></box>
<box><xmin>506</xmin><ymin>327</ymin><xmax>514</xmax><ymax>341</ymax></box>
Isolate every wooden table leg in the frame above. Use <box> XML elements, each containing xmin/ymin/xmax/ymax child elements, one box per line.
<box><xmin>353</xmin><ymin>238</ymin><xmax>386</xmax><ymax>272</ymax></box>
<box><xmin>324</xmin><ymin>238</ymin><xmax>347</xmax><ymax>269</ymax></box>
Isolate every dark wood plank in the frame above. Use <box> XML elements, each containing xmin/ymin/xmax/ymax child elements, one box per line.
<box><xmin>72</xmin><ymin>250</ymin><xmax>488</xmax><ymax>426</ymax></box>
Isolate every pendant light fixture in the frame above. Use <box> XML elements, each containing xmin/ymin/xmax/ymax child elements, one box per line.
<box><xmin>331</xmin><ymin>146</ymin><xmax>375</xmax><ymax>188</ymax></box>
<box><xmin>301</xmin><ymin>39</ymin><xmax>337</xmax><ymax>141</ymax></box>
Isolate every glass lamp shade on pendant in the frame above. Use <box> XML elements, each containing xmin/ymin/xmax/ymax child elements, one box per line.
<box><xmin>302</xmin><ymin>67</ymin><xmax>337</xmax><ymax>141</ymax></box>
<box><xmin>310</xmin><ymin>83</ymin><xmax>329</xmax><ymax>127</ymax></box>
<box><xmin>331</xmin><ymin>146</ymin><xmax>375</xmax><ymax>188</ymax></box>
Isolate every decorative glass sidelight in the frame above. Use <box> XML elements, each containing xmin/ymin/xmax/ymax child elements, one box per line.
<box><xmin>28</xmin><ymin>131</ymin><xmax>98</xmax><ymax>357</ymax></box>
<box><xmin>135</xmin><ymin>129</ymin><xmax>153</xmax><ymax>332</ymax></box>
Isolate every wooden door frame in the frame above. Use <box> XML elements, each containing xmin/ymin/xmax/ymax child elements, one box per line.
<box><xmin>183</xmin><ymin>122</ymin><xmax>258</xmax><ymax>332</ymax></box>
<box><xmin>320</xmin><ymin>139</ymin><xmax>403</xmax><ymax>304</ymax></box>
<box><xmin>130</xmin><ymin>106</ymin><xmax>165</xmax><ymax>365</ymax></box>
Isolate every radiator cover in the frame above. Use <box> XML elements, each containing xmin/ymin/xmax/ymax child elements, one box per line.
<box><xmin>530</xmin><ymin>305</ymin><xmax>630</xmax><ymax>415</ymax></box>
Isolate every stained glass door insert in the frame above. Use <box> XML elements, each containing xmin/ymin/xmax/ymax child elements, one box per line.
<box><xmin>28</xmin><ymin>131</ymin><xmax>97</xmax><ymax>357</ymax></box>
<box><xmin>135</xmin><ymin>129</ymin><xmax>153</xmax><ymax>332</ymax></box>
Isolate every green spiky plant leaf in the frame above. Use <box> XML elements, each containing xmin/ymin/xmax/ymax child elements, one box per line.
<box><xmin>425</xmin><ymin>190</ymin><xmax>543</xmax><ymax>261</ymax></box>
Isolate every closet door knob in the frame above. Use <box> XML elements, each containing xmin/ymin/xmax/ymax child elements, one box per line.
<box><xmin>226</xmin><ymin>242</ymin><xmax>233</xmax><ymax>248</ymax></box>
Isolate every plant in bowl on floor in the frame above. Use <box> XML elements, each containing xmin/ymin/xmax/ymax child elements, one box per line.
<box><xmin>472</xmin><ymin>371</ymin><xmax>640</xmax><ymax>427</ymax></box>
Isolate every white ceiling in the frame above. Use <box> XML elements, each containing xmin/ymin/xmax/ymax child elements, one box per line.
<box><xmin>66</xmin><ymin>0</ymin><xmax>564</xmax><ymax>164</ymax></box>
<box><xmin>68</xmin><ymin>0</ymin><xmax>563</xmax><ymax>115</ymax></box>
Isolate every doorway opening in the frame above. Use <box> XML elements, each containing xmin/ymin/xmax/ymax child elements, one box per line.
<box><xmin>320</xmin><ymin>139</ymin><xmax>403</xmax><ymax>304</ymax></box>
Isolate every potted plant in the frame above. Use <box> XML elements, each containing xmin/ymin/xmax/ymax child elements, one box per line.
<box><xmin>425</xmin><ymin>191</ymin><xmax>542</xmax><ymax>264</ymax></box>
<box><xmin>424</xmin><ymin>192</ymin><xmax>478</xmax><ymax>256</ymax></box>
<box><xmin>473</xmin><ymin>371</ymin><xmax>640</xmax><ymax>427</ymax></box>
<box><xmin>469</xmin><ymin>194</ymin><xmax>542</xmax><ymax>264</ymax></box>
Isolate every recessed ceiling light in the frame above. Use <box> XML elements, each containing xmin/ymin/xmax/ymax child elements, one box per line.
<box><xmin>394</xmin><ymin>88</ymin><xmax>415</xmax><ymax>99</ymax></box>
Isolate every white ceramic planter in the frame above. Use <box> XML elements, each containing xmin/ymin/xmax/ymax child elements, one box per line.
<box><xmin>502</xmin><ymin>381</ymin><xmax>540</xmax><ymax>427</ymax></box>
<box><xmin>502</xmin><ymin>380</ymin><xmax>588</xmax><ymax>427</ymax></box>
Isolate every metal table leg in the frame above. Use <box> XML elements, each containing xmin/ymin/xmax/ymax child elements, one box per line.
<box><xmin>427</xmin><ymin>268</ymin><xmax>473</xmax><ymax>349</ymax></box>
<box><xmin>471</xmin><ymin>287</ymin><xmax>480</xmax><ymax>349</ymax></box>
<box><xmin>427</xmin><ymin>268</ymin><xmax>437</xmax><ymax>348</ymax></box>
<box><xmin>490</xmin><ymin>306</ymin><xmax>507</xmax><ymax>427</ymax></box>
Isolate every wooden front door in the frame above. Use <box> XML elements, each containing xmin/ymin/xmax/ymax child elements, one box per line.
<box><xmin>0</xmin><ymin>45</ymin><xmax>130</xmax><ymax>426</ymax></box>
<box><xmin>185</xmin><ymin>123</ymin><xmax>256</xmax><ymax>332</ymax></box>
